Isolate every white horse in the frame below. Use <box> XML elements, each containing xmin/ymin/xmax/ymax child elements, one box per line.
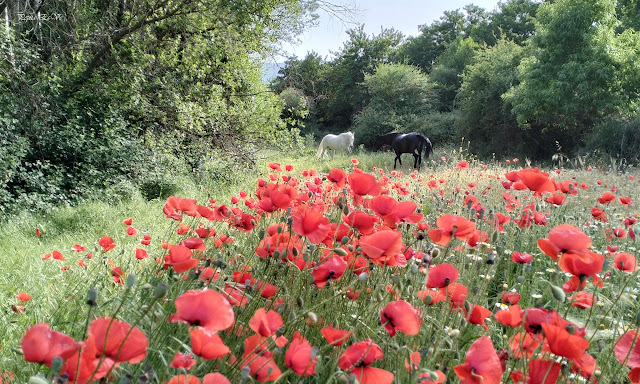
<box><xmin>317</xmin><ymin>132</ymin><xmax>355</xmax><ymax>158</ymax></box>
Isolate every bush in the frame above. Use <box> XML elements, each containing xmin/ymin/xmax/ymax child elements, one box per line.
<box><xmin>586</xmin><ymin>115</ymin><xmax>640</xmax><ymax>165</ymax></box>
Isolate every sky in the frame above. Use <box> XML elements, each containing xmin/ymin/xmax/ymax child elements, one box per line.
<box><xmin>280</xmin><ymin>0</ymin><xmax>502</xmax><ymax>60</ymax></box>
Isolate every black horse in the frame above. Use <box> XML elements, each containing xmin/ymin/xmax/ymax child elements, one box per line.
<box><xmin>373</xmin><ymin>132</ymin><xmax>432</xmax><ymax>169</ymax></box>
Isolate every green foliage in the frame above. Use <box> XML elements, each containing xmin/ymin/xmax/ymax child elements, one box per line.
<box><xmin>353</xmin><ymin>63</ymin><xmax>433</xmax><ymax>148</ymax></box>
<box><xmin>489</xmin><ymin>0</ymin><xmax>540</xmax><ymax>45</ymax></box>
<box><xmin>430</xmin><ymin>37</ymin><xmax>479</xmax><ymax>112</ymax></box>
<box><xmin>503</xmin><ymin>0</ymin><xmax>623</xmax><ymax>152</ymax></box>
<box><xmin>458</xmin><ymin>40</ymin><xmax>525</xmax><ymax>157</ymax></box>
<box><xmin>586</xmin><ymin>115</ymin><xmax>640</xmax><ymax>164</ymax></box>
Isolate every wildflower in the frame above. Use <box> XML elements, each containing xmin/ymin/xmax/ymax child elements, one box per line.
<box><xmin>249</xmin><ymin>308</ymin><xmax>283</xmax><ymax>337</ymax></box>
<box><xmin>426</xmin><ymin>263</ymin><xmax>459</xmax><ymax>288</ymax></box>
<box><xmin>359</xmin><ymin>230</ymin><xmax>406</xmax><ymax>267</ymax></box>
<box><xmin>454</xmin><ymin>336</ymin><xmax>502</xmax><ymax>383</ymax></box>
<box><xmin>312</xmin><ymin>256</ymin><xmax>347</xmax><ymax>289</ymax></box>
<box><xmin>135</xmin><ymin>248</ymin><xmax>148</xmax><ymax>260</ymax></box>
<box><xmin>427</xmin><ymin>214</ymin><xmax>476</xmax><ymax>246</ymax></box>
<box><xmin>291</xmin><ymin>206</ymin><xmax>331</xmax><ymax>244</ymax></box>
<box><xmin>320</xmin><ymin>325</ymin><xmax>352</xmax><ymax>346</ymax></box>
<box><xmin>338</xmin><ymin>340</ymin><xmax>394</xmax><ymax>384</ymax></box>
<box><xmin>285</xmin><ymin>331</ymin><xmax>317</xmax><ymax>376</ymax></box>
<box><xmin>16</xmin><ymin>292</ymin><xmax>31</xmax><ymax>302</ymax></box>
<box><xmin>21</xmin><ymin>323</ymin><xmax>79</xmax><ymax>366</ymax></box>
<box><xmin>169</xmin><ymin>352</ymin><xmax>196</xmax><ymax>370</ymax></box>
<box><xmin>164</xmin><ymin>245</ymin><xmax>199</xmax><ymax>273</ymax></box>
<box><xmin>190</xmin><ymin>328</ymin><xmax>231</xmax><ymax>359</ymax></box>
<box><xmin>380</xmin><ymin>300</ymin><xmax>421</xmax><ymax>337</ymax></box>
<box><xmin>169</xmin><ymin>290</ymin><xmax>234</xmax><ymax>331</ymax></box>
<box><xmin>98</xmin><ymin>236</ymin><xmax>116</xmax><ymax>252</ymax></box>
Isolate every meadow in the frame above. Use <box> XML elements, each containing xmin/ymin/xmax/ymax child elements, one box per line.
<box><xmin>2</xmin><ymin>146</ymin><xmax>640</xmax><ymax>384</ymax></box>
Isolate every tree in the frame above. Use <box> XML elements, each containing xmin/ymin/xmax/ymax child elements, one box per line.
<box><xmin>488</xmin><ymin>0</ymin><xmax>540</xmax><ymax>45</ymax></box>
<box><xmin>503</xmin><ymin>0</ymin><xmax>623</xmax><ymax>156</ymax></box>
<box><xmin>458</xmin><ymin>40</ymin><xmax>525</xmax><ymax>157</ymax></box>
<box><xmin>429</xmin><ymin>37</ymin><xmax>479</xmax><ymax>112</ymax></box>
<box><xmin>353</xmin><ymin>63</ymin><xmax>433</xmax><ymax>148</ymax></box>
<box><xmin>315</xmin><ymin>26</ymin><xmax>403</xmax><ymax>128</ymax></box>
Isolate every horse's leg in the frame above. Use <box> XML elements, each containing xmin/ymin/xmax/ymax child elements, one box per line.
<box><xmin>394</xmin><ymin>152</ymin><xmax>402</xmax><ymax>169</ymax></box>
<box><xmin>413</xmin><ymin>152</ymin><xmax>419</xmax><ymax>169</ymax></box>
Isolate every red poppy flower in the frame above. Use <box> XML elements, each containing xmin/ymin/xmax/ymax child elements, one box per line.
<box><xmin>36</xmin><ymin>227</ymin><xmax>42</xmax><ymax>237</ymax></box>
<box><xmin>123</xmin><ymin>218</ymin><xmax>133</xmax><ymax>225</ymax></box>
<box><xmin>598</xmin><ymin>192</ymin><xmax>615</xmax><ymax>204</ymax></box>
<box><xmin>21</xmin><ymin>323</ymin><xmax>79</xmax><ymax>366</ymax></box>
<box><xmin>516</xmin><ymin>169</ymin><xmax>556</xmax><ymax>195</ymax></box>
<box><xmin>501</xmin><ymin>291</ymin><xmax>521</xmax><ymax>305</ymax></box>
<box><xmin>359</xmin><ymin>230</ymin><xmax>406</xmax><ymax>267</ymax></box>
<box><xmin>614</xmin><ymin>252</ymin><xmax>638</xmax><ymax>272</ymax></box>
<box><xmin>591</xmin><ymin>207</ymin><xmax>607</xmax><ymax>222</ymax></box>
<box><xmin>545</xmin><ymin>194</ymin><xmax>565</xmax><ymax>205</ymax></box>
<box><xmin>405</xmin><ymin>351</ymin><xmax>421</xmax><ymax>372</ymax></box>
<box><xmin>465</xmin><ymin>304</ymin><xmax>492</xmax><ymax>331</ymax></box>
<box><xmin>456</xmin><ymin>160</ymin><xmax>469</xmax><ymax>170</ymax></box>
<box><xmin>169</xmin><ymin>352</ymin><xmax>196</xmax><ymax>370</ymax></box>
<box><xmin>291</xmin><ymin>206</ymin><xmax>331</xmax><ymax>244</ymax></box>
<box><xmin>141</xmin><ymin>234</ymin><xmax>152</xmax><ymax>245</ymax></box>
<box><xmin>135</xmin><ymin>248</ymin><xmax>148</xmax><ymax>260</ymax></box>
<box><xmin>112</xmin><ymin>267</ymin><xmax>125</xmax><ymax>284</ymax></box>
<box><xmin>190</xmin><ymin>328</ymin><xmax>231</xmax><ymax>360</ymax></box>
<box><xmin>169</xmin><ymin>289</ymin><xmax>234</xmax><ymax>331</ymax></box>
<box><xmin>88</xmin><ymin>317</ymin><xmax>148</xmax><ymax>365</ymax></box>
<box><xmin>203</xmin><ymin>373</ymin><xmax>232</xmax><ymax>384</ymax></box>
<box><xmin>558</xmin><ymin>249</ymin><xmax>604</xmax><ymax>277</ymax></box>
<box><xmin>164</xmin><ymin>375</ymin><xmax>201</xmax><ymax>384</ymax></box>
<box><xmin>426</xmin><ymin>263</ymin><xmax>459</xmax><ymax>288</ymax></box>
<box><xmin>541</xmin><ymin>323</ymin><xmax>589</xmax><ymax>361</ymax></box>
<box><xmin>164</xmin><ymin>196</ymin><xmax>198</xmax><ymax>220</ymax></box>
<box><xmin>126</xmin><ymin>226</ymin><xmax>138</xmax><ymax>236</ymax></box>
<box><xmin>509</xmin><ymin>332</ymin><xmax>541</xmax><ymax>359</ymax></box>
<box><xmin>17</xmin><ymin>292</ymin><xmax>31</xmax><ymax>302</ymax></box>
<box><xmin>537</xmin><ymin>224</ymin><xmax>592</xmax><ymax>261</ymax></box>
<box><xmin>59</xmin><ymin>333</ymin><xmax>97</xmax><ymax>382</ymax></box>
<box><xmin>495</xmin><ymin>305</ymin><xmax>523</xmax><ymax>327</ymax></box>
<box><xmin>164</xmin><ymin>245</ymin><xmax>199</xmax><ymax>273</ymax></box>
<box><xmin>338</xmin><ymin>339</ymin><xmax>394</xmax><ymax>384</ymax></box>
<box><xmin>380</xmin><ymin>300</ymin><xmax>421</xmax><ymax>337</ymax></box>
<box><xmin>453</xmin><ymin>336</ymin><xmax>503</xmax><ymax>384</ymax></box>
<box><xmin>72</xmin><ymin>244</ymin><xmax>86</xmax><ymax>252</ymax></box>
<box><xmin>249</xmin><ymin>308</ymin><xmax>283</xmax><ymax>337</ymax></box>
<box><xmin>343</xmin><ymin>210</ymin><xmax>379</xmax><ymax>235</ymax></box>
<box><xmin>526</xmin><ymin>359</ymin><xmax>561</xmax><ymax>384</ymax></box>
<box><xmin>312</xmin><ymin>255</ymin><xmax>347</xmax><ymax>289</ymax></box>
<box><xmin>98</xmin><ymin>236</ymin><xmax>116</xmax><ymax>252</ymax></box>
<box><xmin>256</xmin><ymin>281</ymin><xmax>278</xmax><ymax>298</ymax></box>
<box><xmin>285</xmin><ymin>331</ymin><xmax>317</xmax><ymax>376</ymax></box>
<box><xmin>440</xmin><ymin>282</ymin><xmax>468</xmax><ymax>309</ymax></box>
<box><xmin>320</xmin><ymin>325</ymin><xmax>352</xmax><ymax>346</ymax></box>
<box><xmin>418</xmin><ymin>370</ymin><xmax>446</xmax><ymax>384</ymax></box>
<box><xmin>620</xmin><ymin>196</ymin><xmax>633</xmax><ymax>206</ymax></box>
<box><xmin>242</xmin><ymin>354</ymin><xmax>282</xmax><ymax>382</ymax></box>
<box><xmin>347</xmin><ymin>172</ymin><xmax>382</xmax><ymax>197</ymax></box>
<box><xmin>181</xmin><ymin>237</ymin><xmax>206</xmax><ymax>252</ymax></box>
<box><xmin>427</xmin><ymin>214</ymin><xmax>476</xmax><ymax>246</ymax></box>
<box><xmin>327</xmin><ymin>168</ymin><xmax>347</xmax><ymax>187</ymax></box>
<box><xmin>570</xmin><ymin>291</ymin><xmax>596</xmax><ymax>309</ymax></box>
<box><xmin>615</xmin><ymin>329</ymin><xmax>640</xmax><ymax>368</ymax></box>
<box><xmin>511</xmin><ymin>251</ymin><xmax>533</xmax><ymax>264</ymax></box>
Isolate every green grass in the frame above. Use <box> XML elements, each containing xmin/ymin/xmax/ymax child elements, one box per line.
<box><xmin>2</xmin><ymin>146</ymin><xmax>640</xmax><ymax>383</ymax></box>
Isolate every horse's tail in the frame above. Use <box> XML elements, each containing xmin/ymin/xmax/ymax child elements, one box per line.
<box><xmin>317</xmin><ymin>138</ymin><xmax>325</xmax><ymax>158</ymax></box>
<box><xmin>421</xmin><ymin>135</ymin><xmax>433</xmax><ymax>160</ymax></box>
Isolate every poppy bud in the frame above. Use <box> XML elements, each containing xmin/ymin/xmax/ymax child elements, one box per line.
<box><xmin>51</xmin><ymin>356</ymin><xmax>63</xmax><ymax>375</ymax></box>
<box><xmin>444</xmin><ymin>339</ymin><xmax>452</xmax><ymax>348</ymax></box>
<box><xmin>296</xmin><ymin>297</ymin><xmax>304</xmax><ymax>308</ymax></box>
<box><xmin>491</xmin><ymin>231</ymin><xmax>498</xmax><ymax>243</ymax></box>
<box><xmin>391</xmin><ymin>274</ymin><xmax>400</xmax><ymax>284</ymax></box>
<box><xmin>126</xmin><ymin>274</ymin><xmax>137</xmax><ymax>289</ymax></box>
<box><xmin>341</xmin><ymin>236</ymin><xmax>350</xmax><ymax>245</ymax></box>
<box><xmin>333</xmin><ymin>248</ymin><xmax>348</xmax><ymax>256</ymax></box>
<box><xmin>410</xmin><ymin>264</ymin><xmax>419</xmax><ymax>273</ymax></box>
<box><xmin>467</xmin><ymin>200</ymin><xmax>473</xmax><ymax>209</ymax></box>
<box><xmin>416</xmin><ymin>232</ymin><xmax>425</xmax><ymax>240</ymax></box>
<box><xmin>87</xmin><ymin>288</ymin><xmax>98</xmax><ymax>306</ymax></box>
<box><xmin>597</xmin><ymin>339</ymin><xmax>606</xmax><ymax>351</ymax></box>
<box><xmin>486</xmin><ymin>254</ymin><xmax>495</xmax><ymax>265</ymax></box>
<box><xmin>154</xmin><ymin>283</ymin><xmax>169</xmax><ymax>299</ymax></box>
<box><xmin>516</xmin><ymin>276</ymin><xmax>524</xmax><ymax>283</ymax></box>
<box><xmin>561</xmin><ymin>363</ymin><xmax>569</xmax><ymax>375</ymax></box>
<box><xmin>549</xmin><ymin>283</ymin><xmax>565</xmax><ymax>302</ymax></box>
<box><xmin>307</xmin><ymin>312</ymin><xmax>318</xmax><ymax>324</ymax></box>
<box><xmin>118</xmin><ymin>374</ymin><xmax>133</xmax><ymax>384</ymax></box>
<box><xmin>309</xmin><ymin>244</ymin><xmax>317</xmax><ymax>253</ymax></box>
<box><xmin>141</xmin><ymin>305</ymin><xmax>149</xmax><ymax>312</ymax></box>
<box><xmin>241</xmin><ymin>366</ymin><xmax>251</xmax><ymax>379</ymax></box>
<box><xmin>277</xmin><ymin>225</ymin><xmax>284</xmax><ymax>233</ymax></box>
<box><xmin>336</xmin><ymin>373</ymin><xmax>349</xmax><ymax>384</ymax></box>
<box><xmin>566</xmin><ymin>324</ymin><xmax>575</xmax><ymax>334</ymax></box>
<box><xmin>448</xmin><ymin>329</ymin><xmax>460</xmax><ymax>338</ymax></box>
<box><xmin>276</xmin><ymin>326</ymin><xmax>285</xmax><ymax>336</ymax></box>
<box><xmin>423</xmin><ymin>294</ymin><xmax>433</xmax><ymax>305</ymax></box>
<box><xmin>308</xmin><ymin>191</ymin><xmax>313</xmax><ymax>198</ymax></box>
<box><xmin>430</xmin><ymin>248</ymin><xmax>441</xmax><ymax>258</ymax></box>
<box><xmin>273</xmin><ymin>250</ymin><xmax>281</xmax><ymax>259</ymax></box>
<box><xmin>464</xmin><ymin>300</ymin><xmax>472</xmax><ymax>313</ymax></box>
<box><xmin>478</xmin><ymin>209</ymin><xmax>485</xmax><ymax>220</ymax></box>
<box><xmin>358</xmin><ymin>272</ymin><xmax>369</xmax><ymax>281</ymax></box>
<box><xmin>272</xmin><ymin>347</ymin><xmax>282</xmax><ymax>357</ymax></box>
<box><xmin>258</xmin><ymin>228</ymin><xmax>266</xmax><ymax>239</ymax></box>
<box><xmin>28</xmin><ymin>376</ymin><xmax>49</xmax><ymax>384</ymax></box>
<box><xmin>343</xmin><ymin>205</ymin><xmax>350</xmax><ymax>215</ymax></box>
<box><xmin>281</xmin><ymin>250</ymin><xmax>288</xmax><ymax>258</ymax></box>
<box><xmin>470</xmin><ymin>208</ymin><xmax>476</xmax><ymax>217</ymax></box>
<box><xmin>287</xmin><ymin>217</ymin><xmax>293</xmax><ymax>226</ymax></box>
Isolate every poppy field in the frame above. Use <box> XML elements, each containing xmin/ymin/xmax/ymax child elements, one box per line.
<box><xmin>3</xmin><ymin>152</ymin><xmax>640</xmax><ymax>384</ymax></box>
